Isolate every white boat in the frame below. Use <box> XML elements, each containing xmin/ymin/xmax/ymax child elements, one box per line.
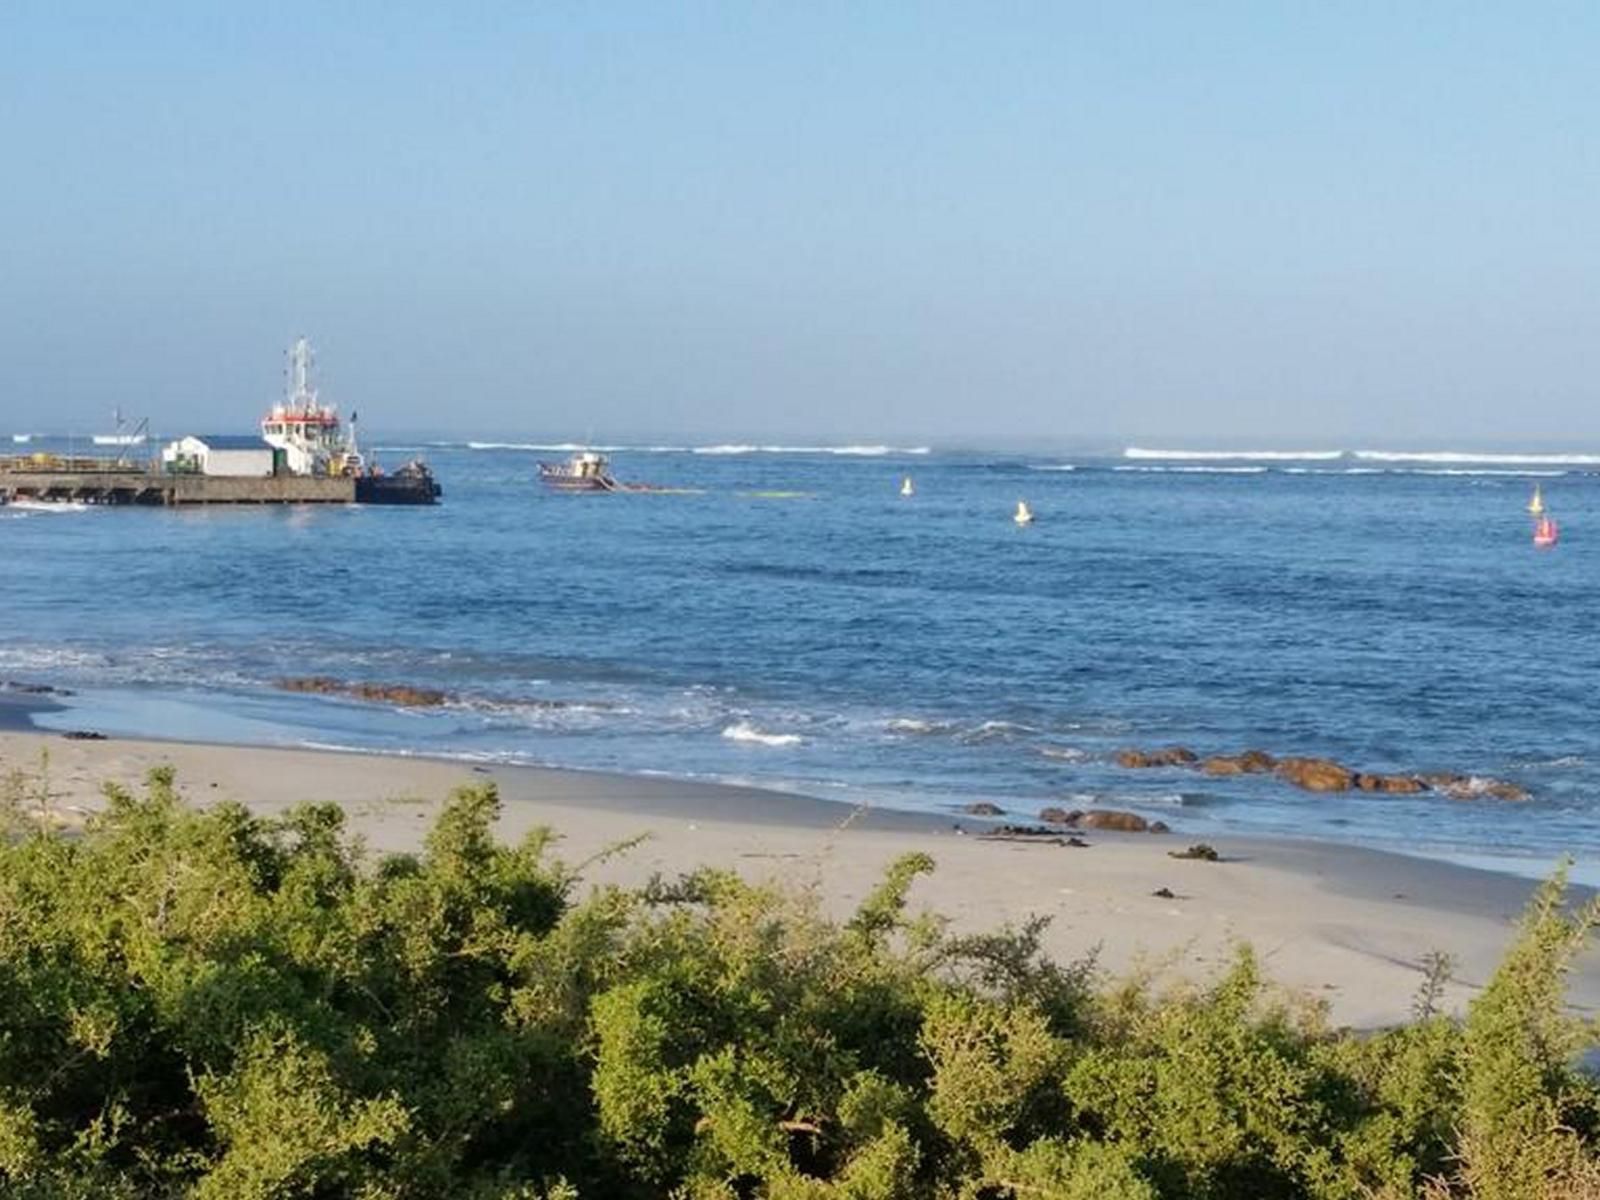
<box><xmin>900</xmin><ymin>476</ymin><xmax>914</xmax><ymax>497</ymax></box>
<box><xmin>1014</xmin><ymin>500</ymin><xmax>1034</xmax><ymax>525</ymax></box>
<box><xmin>10</xmin><ymin>434</ymin><xmax>31</xmax><ymax>444</ymax></box>
<box><xmin>92</xmin><ymin>409</ymin><xmax>148</xmax><ymax>446</ymax></box>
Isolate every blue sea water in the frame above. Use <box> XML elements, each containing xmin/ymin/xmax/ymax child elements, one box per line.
<box><xmin>4</xmin><ymin>441</ymin><xmax>1598</xmax><ymax>874</ymax></box>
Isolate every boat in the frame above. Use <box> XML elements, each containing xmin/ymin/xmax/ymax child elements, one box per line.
<box><xmin>538</xmin><ymin>451</ymin><xmax>619</xmax><ymax>492</ymax></box>
<box><xmin>1533</xmin><ymin>515</ymin><xmax>1559</xmax><ymax>548</ymax></box>
<box><xmin>355</xmin><ymin>458</ymin><xmax>442</xmax><ymax>505</ymax></box>
<box><xmin>1528</xmin><ymin>484</ymin><xmax>1545</xmax><ymax>517</ymax></box>
<box><xmin>92</xmin><ymin>409</ymin><xmax>148</xmax><ymax>446</ymax></box>
<box><xmin>1014</xmin><ymin>500</ymin><xmax>1034</xmax><ymax>525</ymax></box>
<box><xmin>10</xmin><ymin>435</ymin><xmax>31</xmax><ymax>444</ymax></box>
<box><xmin>900</xmin><ymin>476</ymin><xmax>915</xmax><ymax>497</ymax></box>
<box><xmin>261</xmin><ymin>338</ymin><xmax>441</xmax><ymax>504</ymax></box>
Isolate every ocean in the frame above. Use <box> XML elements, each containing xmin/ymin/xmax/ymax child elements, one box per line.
<box><xmin>4</xmin><ymin>441</ymin><xmax>1597</xmax><ymax>877</ymax></box>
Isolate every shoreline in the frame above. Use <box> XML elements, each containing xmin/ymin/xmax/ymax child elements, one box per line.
<box><xmin>3</xmin><ymin>719</ymin><xmax>1595</xmax><ymax>1029</ymax></box>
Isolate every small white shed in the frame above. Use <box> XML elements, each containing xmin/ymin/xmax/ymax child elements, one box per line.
<box><xmin>162</xmin><ymin>435</ymin><xmax>274</xmax><ymax>477</ymax></box>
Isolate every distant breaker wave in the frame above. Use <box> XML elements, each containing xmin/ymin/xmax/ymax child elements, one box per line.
<box><xmin>1124</xmin><ymin>447</ymin><xmax>1342</xmax><ymax>461</ymax></box>
<box><xmin>693</xmin><ymin>444</ymin><xmax>931</xmax><ymax>456</ymax></box>
<box><xmin>1125</xmin><ymin>445</ymin><xmax>1600</xmax><ymax>467</ymax></box>
<box><xmin>721</xmin><ymin>721</ymin><xmax>803</xmax><ymax>747</ymax></box>
<box><xmin>1114</xmin><ymin>465</ymin><xmax>1268</xmax><ymax>474</ymax></box>
<box><xmin>465</xmin><ymin>441</ymin><xmax>687</xmax><ymax>453</ymax></box>
<box><xmin>1352</xmin><ymin>450</ymin><xmax>1600</xmax><ymax>466</ymax></box>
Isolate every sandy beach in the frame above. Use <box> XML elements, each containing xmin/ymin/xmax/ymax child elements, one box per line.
<box><xmin>3</xmin><ymin>717</ymin><xmax>1594</xmax><ymax>1031</ymax></box>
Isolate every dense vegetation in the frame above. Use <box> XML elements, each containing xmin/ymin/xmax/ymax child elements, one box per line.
<box><xmin>0</xmin><ymin>768</ymin><xmax>1595</xmax><ymax>1198</ymax></box>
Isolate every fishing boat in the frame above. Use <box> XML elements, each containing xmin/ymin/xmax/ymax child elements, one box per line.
<box><xmin>92</xmin><ymin>409</ymin><xmax>148</xmax><ymax>446</ymax></box>
<box><xmin>1014</xmin><ymin>500</ymin><xmax>1034</xmax><ymax>525</ymax></box>
<box><xmin>900</xmin><ymin>476</ymin><xmax>915</xmax><ymax>497</ymax></box>
<box><xmin>538</xmin><ymin>451</ymin><xmax>618</xmax><ymax>492</ymax></box>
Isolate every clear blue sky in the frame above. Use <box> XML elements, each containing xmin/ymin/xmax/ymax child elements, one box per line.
<box><xmin>3</xmin><ymin>2</ymin><xmax>1597</xmax><ymax>444</ymax></box>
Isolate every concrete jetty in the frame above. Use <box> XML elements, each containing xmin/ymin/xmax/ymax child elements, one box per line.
<box><xmin>1</xmin><ymin>463</ymin><xmax>354</xmax><ymax>505</ymax></box>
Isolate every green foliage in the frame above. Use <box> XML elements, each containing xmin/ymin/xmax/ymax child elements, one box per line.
<box><xmin>0</xmin><ymin>769</ymin><xmax>1595</xmax><ymax>1198</ymax></box>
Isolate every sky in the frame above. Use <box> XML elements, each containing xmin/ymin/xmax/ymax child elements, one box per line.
<box><xmin>2</xmin><ymin>2</ymin><xmax>1597</xmax><ymax>446</ymax></box>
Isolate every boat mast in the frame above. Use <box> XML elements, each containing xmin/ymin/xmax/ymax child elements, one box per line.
<box><xmin>287</xmin><ymin>337</ymin><xmax>317</xmax><ymax>409</ymax></box>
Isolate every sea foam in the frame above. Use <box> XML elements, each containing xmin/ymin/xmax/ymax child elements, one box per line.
<box><xmin>721</xmin><ymin>721</ymin><xmax>803</xmax><ymax>747</ymax></box>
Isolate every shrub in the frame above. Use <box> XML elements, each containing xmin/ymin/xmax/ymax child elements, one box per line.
<box><xmin>0</xmin><ymin>769</ymin><xmax>1594</xmax><ymax>1197</ymax></box>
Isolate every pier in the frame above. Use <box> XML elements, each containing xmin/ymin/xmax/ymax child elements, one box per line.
<box><xmin>1</xmin><ymin>461</ymin><xmax>354</xmax><ymax>505</ymax></box>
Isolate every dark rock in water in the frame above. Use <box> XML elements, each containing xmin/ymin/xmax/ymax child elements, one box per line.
<box><xmin>1038</xmin><ymin>806</ymin><xmax>1083</xmax><ymax>825</ymax></box>
<box><xmin>1148</xmin><ymin>820</ymin><xmax>1171</xmax><ymax>834</ymax></box>
<box><xmin>1420</xmin><ymin>773</ymin><xmax>1531</xmax><ymax>802</ymax></box>
<box><xmin>1077</xmin><ymin>810</ymin><xmax>1152</xmax><ymax>832</ymax></box>
<box><xmin>277</xmin><ymin>675</ymin><xmax>350</xmax><ymax>697</ymax></box>
<box><xmin>1202</xmin><ymin>749</ymin><xmax>1277</xmax><ymax>776</ymax></box>
<box><xmin>62</xmin><ymin>730</ymin><xmax>106</xmax><ymax>741</ymax></box>
<box><xmin>1275</xmin><ymin>756</ymin><xmax>1355</xmax><ymax>792</ymax></box>
<box><xmin>1169</xmin><ymin>843</ymin><xmax>1220</xmax><ymax>861</ymax></box>
<box><xmin>962</xmin><ymin>801</ymin><xmax>1006</xmax><ymax>817</ymax></box>
<box><xmin>2</xmin><ymin>681</ymin><xmax>75</xmax><ymax>697</ymax></box>
<box><xmin>1116</xmin><ymin>746</ymin><xmax>1198</xmax><ymax>769</ymax></box>
<box><xmin>1355</xmin><ymin>772</ymin><xmax>1427</xmax><ymax>794</ymax></box>
<box><xmin>276</xmin><ymin>677</ymin><xmax>449</xmax><ymax>708</ymax></box>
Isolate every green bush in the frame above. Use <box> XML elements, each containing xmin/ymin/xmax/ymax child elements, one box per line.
<box><xmin>0</xmin><ymin>770</ymin><xmax>1594</xmax><ymax>1198</ymax></box>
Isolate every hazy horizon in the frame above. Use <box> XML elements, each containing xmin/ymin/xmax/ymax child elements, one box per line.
<box><xmin>5</xmin><ymin>5</ymin><xmax>1597</xmax><ymax>443</ymax></box>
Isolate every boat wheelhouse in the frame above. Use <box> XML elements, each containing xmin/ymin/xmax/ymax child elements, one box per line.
<box><xmin>538</xmin><ymin>451</ymin><xmax>619</xmax><ymax>491</ymax></box>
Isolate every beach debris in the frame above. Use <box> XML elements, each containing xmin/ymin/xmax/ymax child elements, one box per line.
<box><xmin>1168</xmin><ymin>843</ymin><xmax>1220</xmax><ymax>861</ymax></box>
<box><xmin>975</xmin><ymin>824</ymin><xmax>1090</xmax><ymax>846</ymax></box>
<box><xmin>961</xmin><ymin>801</ymin><xmax>1007</xmax><ymax>817</ymax></box>
<box><xmin>1116</xmin><ymin>746</ymin><xmax>1198</xmax><ymax>769</ymax></box>
<box><xmin>276</xmin><ymin>676</ymin><xmax>449</xmax><ymax>708</ymax></box>
<box><xmin>1151</xmin><ymin>886</ymin><xmax>1178</xmax><ymax>899</ymax></box>
<box><xmin>61</xmin><ymin>730</ymin><xmax>106</xmax><ymax>741</ymax></box>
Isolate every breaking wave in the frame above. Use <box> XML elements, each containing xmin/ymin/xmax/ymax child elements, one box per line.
<box><xmin>1114</xmin><ymin>465</ymin><xmax>1269</xmax><ymax>474</ymax></box>
<box><xmin>1124</xmin><ymin>447</ymin><xmax>1342</xmax><ymax>461</ymax></box>
<box><xmin>721</xmin><ymin>721</ymin><xmax>804</xmax><ymax>747</ymax></box>
<box><xmin>693</xmin><ymin>444</ymin><xmax>931</xmax><ymax>456</ymax></box>
<box><xmin>1353</xmin><ymin>450</ymin><xmax>1600</xmax><ymax>466</ymax></box>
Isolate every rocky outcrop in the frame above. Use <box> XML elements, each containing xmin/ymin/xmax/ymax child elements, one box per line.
<box><xmin>1038</xmin><ymin>806</ymin><xmax>1083</xmax><ymax>825</ymax></box>
<box><xmin>1421</xmin><ymin>773</ymin><xmax>1531</xmax><ymax>803</ymax></box>
<box><xmin>1355</xmin><ymin>773</ymin><xmax>1427</xmax><ymax>794</ymax></box>
<box><xmin>1274</xmin><ymin>757</ymin><xmax>1355</xmax><ymax>792</ymax></box>
<box><xmin>1201</xmin><ymin>750</ymin><xmax>1276</xmax><ymax>776</ymax></box>
<box><xmin>1077</xmin><ymin>810</ymin><xmax>1158</xmax><ymax>832</ymax></box>
<box><xmin>962</xmin><ymin>801</ymin><xmax>1006</xmax><ymax>817</ymax></box>
<box><xmin>1112</xmin><ymin>743</ymin><xmax>1530</xmax><ymax>802</ymax></box>
<box><xmin>276</xmin><ymin>677</ymin><xmax>449</xmax><ymax>708</ymax></box>
<box><xmin>1</xmin><ymin>680</ymin><xmax>74</xmax><ymax>696</ymax></box>
<box><xmin>1116</xmin><ymin>746</ymin><xmax>1198</xmax><ymax>769</ymax></box>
